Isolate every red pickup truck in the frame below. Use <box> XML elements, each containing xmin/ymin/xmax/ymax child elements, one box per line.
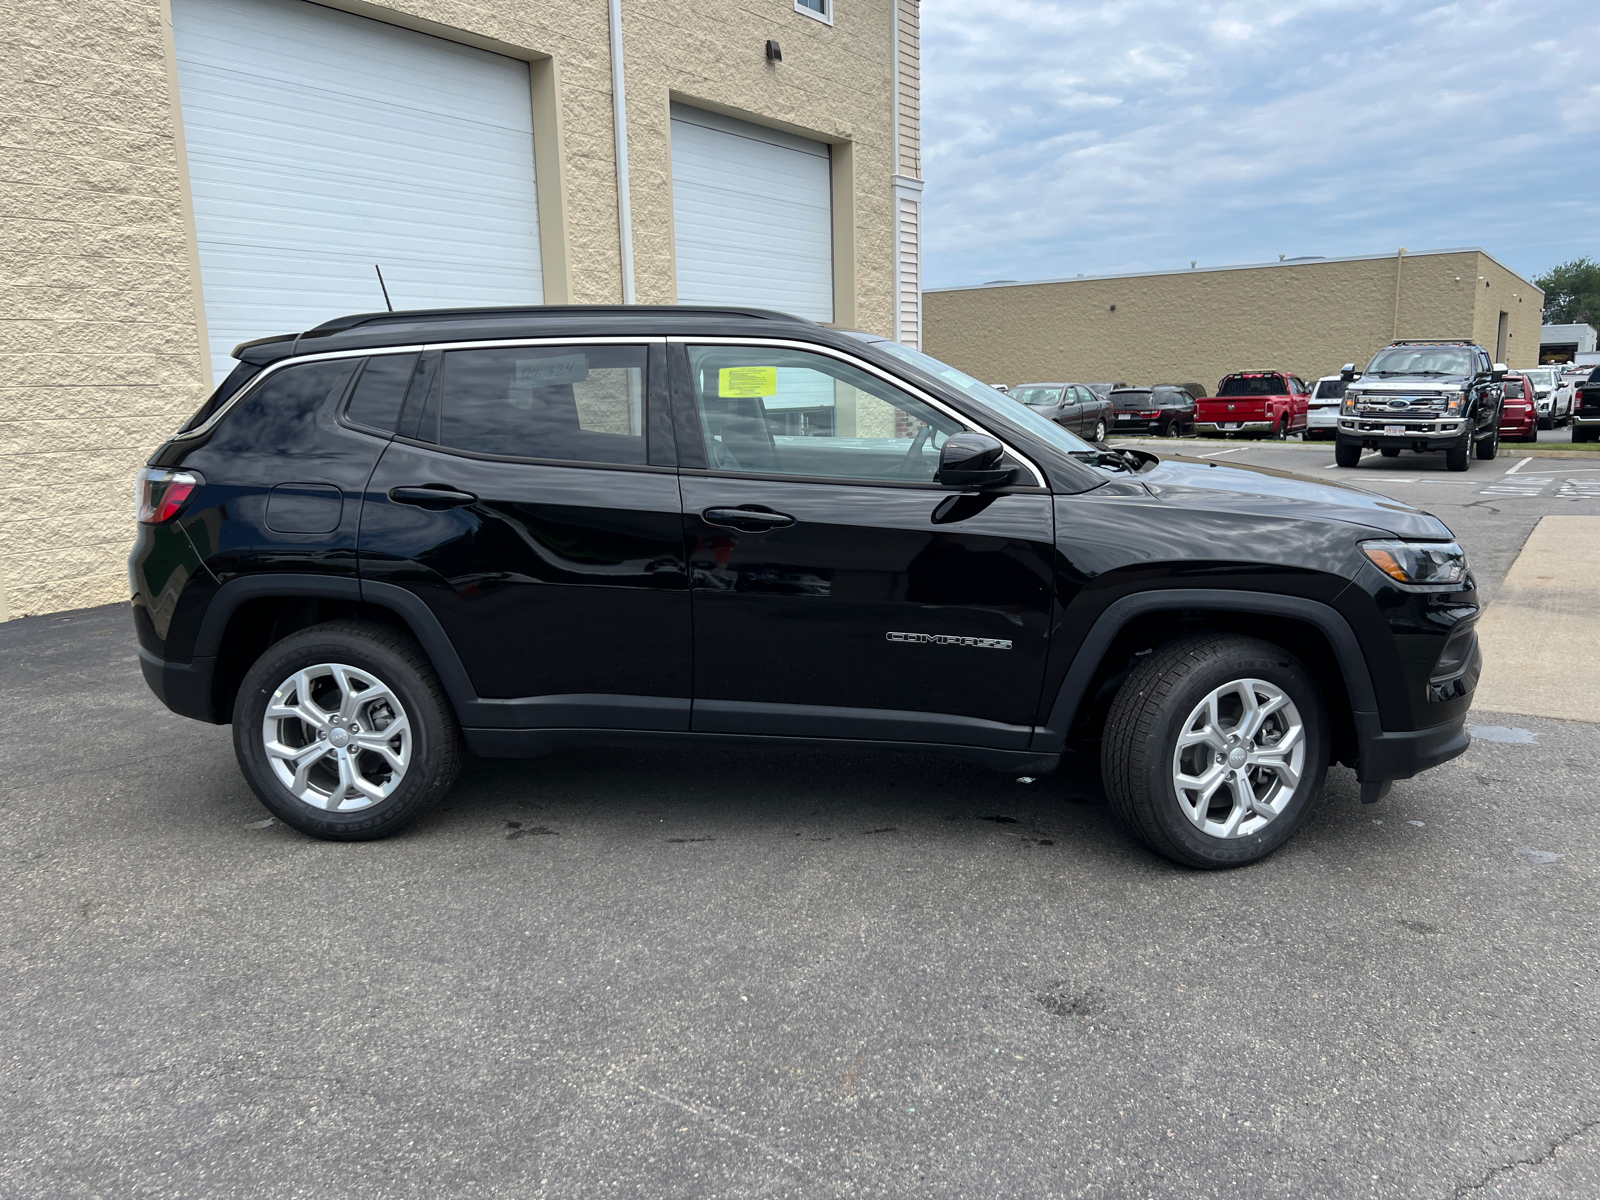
<box><xmin>1194</xmin><ymin>371</ymin><xmax>1310</xmax><ymax>438</ymax></box>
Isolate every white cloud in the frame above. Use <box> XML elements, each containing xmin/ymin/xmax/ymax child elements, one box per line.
<box><xmin>921</xmin><ymin>0</ymin><xmax>1600</xmax><ymax>287</ymax></box>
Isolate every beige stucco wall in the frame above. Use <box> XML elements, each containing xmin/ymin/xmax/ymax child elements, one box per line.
<box><xmin>924</xmin><ymin>250</ymin><xmax>1544</xmax><ymax>394</ymax></box>
<box><xmin>0</xmin><ymin>0</ymin><xmax>903</xmax><ymax>619</ymax></box>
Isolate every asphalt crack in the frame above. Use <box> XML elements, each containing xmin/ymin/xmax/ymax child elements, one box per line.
<box><xmin>1452</xmin><ymin>1116</ymin><xmax>1600</xmax><ymax>1196</ymax></box>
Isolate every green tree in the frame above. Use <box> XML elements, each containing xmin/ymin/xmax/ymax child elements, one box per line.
<box><xmin>1534</xmin><ymin>257</ymin><xmax>1600</xmax><ymax>327</ymax></box>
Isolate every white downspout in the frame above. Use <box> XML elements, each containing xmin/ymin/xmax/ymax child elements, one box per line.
<box><xmin>608</xmin><ymin>0</ymin><xmax>637</xmax><ymax>303</ymax></box>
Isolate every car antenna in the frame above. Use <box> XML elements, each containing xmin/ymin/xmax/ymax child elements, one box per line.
<box><xmin>374</xmin><ymin>264</ymin><xmax>393</xmax><ymax>312</ymax></box>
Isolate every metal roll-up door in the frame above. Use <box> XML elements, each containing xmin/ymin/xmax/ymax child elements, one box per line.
<box><xmin>172</xmin><ymin>0</ymin><xmax>544</xmax><ymax>383</ymax></box>
<box><xmin>670</xmin><ymin>104</ymin><xmax>833</xmax><ymax>323</ymax></box>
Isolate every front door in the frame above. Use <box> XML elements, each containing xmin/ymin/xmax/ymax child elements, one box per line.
<box><xmin>358</xmin><ymin>339</ymin><xmax>691</xmax><ymax>730</ymax></box>
<box><xmin>675</xmin><ymin>342</ymin><xmax>1056</xmax><ymax>749</ymax></box>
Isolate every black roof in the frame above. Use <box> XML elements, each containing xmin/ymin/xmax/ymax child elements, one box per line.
<box><xmin>232</xmin><ymin>304</ymin><xmax>822</xmax><ymax>364</ymax></box>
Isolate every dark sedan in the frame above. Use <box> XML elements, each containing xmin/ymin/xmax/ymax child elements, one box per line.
<box><xmin>1111</xmin><ymin>386</ymin><xmax>1195</xmax><ymax>437</ymax></box>
<box><xmin>1010</xmin><ymin>382</ymin><xmax>1114</xmax><ymax>442</ymax></box>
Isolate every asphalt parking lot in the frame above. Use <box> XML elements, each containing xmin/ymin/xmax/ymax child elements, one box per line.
<box><xmin>4</xmin><ymin>444</ymin><xmax>1598</xmax><ymax>1199</ymax></box>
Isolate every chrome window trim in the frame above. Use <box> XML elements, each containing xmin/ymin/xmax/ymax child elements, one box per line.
<box><xmin>668</xmin><ymin>335</ymin><xmax>1048</xmax><ymax>488</ymax></box>
<box><xmin>169</xmin><ymin>337</ymin><xmax>666</xmax><ymax>443</ymax></box>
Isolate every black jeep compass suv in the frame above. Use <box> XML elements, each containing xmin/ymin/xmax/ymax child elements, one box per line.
<box><xmin>131</xmin><ymin>306</ymin><xmax>1480</xmax><ymax>868</ymax></box>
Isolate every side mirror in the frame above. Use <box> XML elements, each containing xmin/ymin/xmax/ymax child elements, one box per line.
<box><xmin>937</xmin><ymin>433</ymin><xmax>1015</xmax><ymax>490</ymax></box>
<box><xmin>1340</xmin><ymin>363</ymin><xmax>1357</xmax><ymax>382</ymax></box>
<box><xmin>1492</xmin><ymin>363</ymin><xmax>1507</xmax><ymax>381</ymax></box>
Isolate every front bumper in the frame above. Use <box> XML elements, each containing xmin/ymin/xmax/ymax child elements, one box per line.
<box><xmin>1353</xmin><ymin>712</ymin><xmax>1470</xmax><ymax>802</ymax></box>
<box><xmin>1338</xmin><ymin>415</ymin><xmax>1465</xmax><ymax>443</ymax></box>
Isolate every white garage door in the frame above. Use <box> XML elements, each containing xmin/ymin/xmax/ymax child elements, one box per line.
<box><xmin>670</xmin><ymin>104</ymin><xmax>833</xmax><ymax>323</ymax></box>
<box><xmin>172</xmin><ymin>0</ymin><xmax>543</xmax><ymax>383</ymax></box>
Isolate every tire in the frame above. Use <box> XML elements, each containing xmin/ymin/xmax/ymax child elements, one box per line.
<box><xmin>1445</xmin><ymin>426</ymin><xmax>1471</xmax><ymax>471</ymax></box>
<box><xmin>1272</xmin><ymin>418</ymin><xmax>1288</xmax><ymax>441</ymax></box>
<box><xmin>1162</xmin><ymin>420</ymin><xmax>1179</xmax><ymax>438</ymax></box>
<box><xmin>1093</xmin><ymin>419</ymin><xmax>1107</xmax><ymax>443</ymax></box>
<box><xmin>1476</xmin><ymin>424</ymin><xmax>1499</xmax><ymax>461</ymax></box>
<box><xmin>1379</xmin><ymin>446</ymin><xmax>1401</xmax><ymax>458</ymax></box>
<box><xmin>1334</xmin><ymin>438</ymin><xmax>1363</xmax><ymax>468</ymax></box>
<box><xmin>1100</xmin><ymin>635</ymin><xmax>1330</xmax><ymax>869</ymax></box>
<box><xmin>1576</xmin><ymin>426</ymin><xmax>1598</xmax><ymax>444</ymax></box>
<box><xmin>232</xmin><ymin>620</ymin><xmax>462</xmax><ymax>840</ymax></box>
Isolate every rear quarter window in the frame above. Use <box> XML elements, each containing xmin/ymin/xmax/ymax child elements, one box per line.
<box><xmin>204</xmin><ymin>359</ymin><xmax>359</xmax><ymax>456</ymax></box>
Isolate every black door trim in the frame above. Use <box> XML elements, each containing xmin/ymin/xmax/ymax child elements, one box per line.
<box><xmin>692</xmin><ymin>698</ymin><xmax>1034</xmax><ymax>749</ymax></box>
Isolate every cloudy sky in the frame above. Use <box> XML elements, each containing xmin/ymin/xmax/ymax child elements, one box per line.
<box><xmin>920</xmin><ymin>0</ymin><xmax>1600</xmax><ymax>290</ymax></box>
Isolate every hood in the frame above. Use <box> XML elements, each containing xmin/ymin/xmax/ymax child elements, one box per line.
<box><xmin>1354</xmin><ymin>373</ymin><xmax>1470</xmax><ymax>393</ymax></box>
<box><xmin>1132</xmin><ymin>455</ymin><xmax>1453</xmax><ymax>540</ymax></box>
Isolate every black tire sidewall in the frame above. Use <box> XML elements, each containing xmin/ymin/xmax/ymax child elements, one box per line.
<box><xmin>232</xmin><ymin>626</ymin><xmax>455</xmax><ymax>840</ymax></box>
<box><xmin>1119</xmin><ymin>643</ymin><xmax>1329</xmax><ymax>868</ymax></box>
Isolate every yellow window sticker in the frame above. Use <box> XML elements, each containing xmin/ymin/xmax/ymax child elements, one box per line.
<box><xmin>718</xmin><ymin>366</ymin><xmax>778</xmax><ymax>398</ymax></box>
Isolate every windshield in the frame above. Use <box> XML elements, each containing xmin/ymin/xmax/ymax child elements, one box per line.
<box><xmin>1217</xmin><ymin>374</ymin><xmax>1288</xmax><ymax>397</ymax></box>
<box><xmin>857</xmin><ymin>338</ymin><xmax>1099</xmax><ymax>459</ymax></box>
<box><xmin>1521</xmin><ymin>368</ymin><xmax>1555</xmax><ymax>386</ymax></box>
<box><xmin>1010</xmin><ymin>386</ymin><xmax>1063</xmax><ymax>407</ymax></box>
<box><xmin>1312</xmin><ymin>379</ymin><xmax>1347</xmax><ymax>401</ymax></box>
<box><xmin>1365</xmin><ymin>345</ymin><xmax>1473</xmax><ymax>376</ymax></box>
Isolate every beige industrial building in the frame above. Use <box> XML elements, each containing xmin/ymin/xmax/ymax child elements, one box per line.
<box><xmin>925</xmin><ymin>248</ymin><xmax>1543</xmax><ymax>395</ymax></box>
<box><xmin>1</xmin><ymin>0</ymin><xmax>923</xmax><ymax>619</ymax></box>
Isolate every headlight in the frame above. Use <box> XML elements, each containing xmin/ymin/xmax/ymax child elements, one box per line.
<box><xmin>1361</xmin><ymin>539</ymin><xmax>1469</xmax><ymax>586</ymax></box>
<box><xmin>1342</xmin><ymin>392</ymin><xmax>1360</xmax><ymax>414</ymax></box>
<box><xmin>1442</xmin><ymin>392</ymin><xmax>1464</xmax><ymax>412</ymax></box>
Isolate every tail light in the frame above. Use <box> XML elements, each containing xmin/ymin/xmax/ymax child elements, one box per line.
<box><xmin>136</xmin><ymin>467</ymin><xmax>202</xmax><ymax>524</ymax></box>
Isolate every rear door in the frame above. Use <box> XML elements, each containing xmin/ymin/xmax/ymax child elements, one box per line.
<box><xmin>674</xmin><ymin>341</ymin><xmax>1056</xmax><ymax>749</ymax></box>
<box><xmin>358</xmin><ymin>339</ymin><xmax>692</xmax><ymax>729</ymax></box>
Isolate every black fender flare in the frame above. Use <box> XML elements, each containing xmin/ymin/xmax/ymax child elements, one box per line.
<box><xmin>188</xmin><ymin>573</ymin><xmax>480</xmax><ymax>720</ymax></box>
<box><xmin>1031</xmin><ymin>588</ymin><xmax>1378</xmax><ymax>753</ymax></box>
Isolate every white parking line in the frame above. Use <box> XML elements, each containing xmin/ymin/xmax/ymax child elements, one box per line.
<box><xmin>1504</xmin><ymin>457</ymin><xmax>1532</xmax><ymax>475</ymax></box>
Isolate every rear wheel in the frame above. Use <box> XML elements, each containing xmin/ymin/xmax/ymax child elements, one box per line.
<box><xmin>1379</xmin><ymin>446</ymin><xmax>1401</xmax><ymax>458</ymax></box>
<box><xmin>232</xmin><ymin>620</ymin><xmax>462</xmax><ymax>840</ymax></box>
<box><xmin>1101</xmin><ymin>635</ymin><xmax>1329</xmax><ymax>869</ymax></box>
<box><xmin>1576</xmin><ymin>425</ymin><xmax>1599</xmax><ymax>444</ymax></box>
<box><xmin>1334</xmin><ymin>439</ymin><xmax>1363</xmax><ymax>468</ymax></box>
<box><xmin>1093</xmin><ymin>419</ymin><xmax>1107</xmax><ymax>442</ymax></box>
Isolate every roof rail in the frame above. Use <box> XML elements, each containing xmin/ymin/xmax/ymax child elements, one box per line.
<box><xmin>302</xmin><ymin>303</ymin><xmax>812</xmax><ymax>337</ymax></box>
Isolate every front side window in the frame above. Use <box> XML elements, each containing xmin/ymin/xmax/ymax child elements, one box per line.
<box><xmin>432</xmin><ymin>345</ymin><xmax>647</xmax><ymax>465</ymax></box>
<box><xmin>687</xmin><ymin>345</ymin><xmax>964</xmax><ymax>483</ymax></box>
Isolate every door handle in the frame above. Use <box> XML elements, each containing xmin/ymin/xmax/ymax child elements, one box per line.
<box><xmin>389</xmin><ymin>485</ymin><xmax>478</xmax><ymax>510</ymax></box>
<box><xmin>701</xmin><ymin>506</ymin><xmax>795</xmax><ymax>531</ymax></box>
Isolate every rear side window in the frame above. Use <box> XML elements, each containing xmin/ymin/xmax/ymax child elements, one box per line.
<box><xmin>433</xmin><ymin>346</ymin><xmax>648</xmax><ymax>465</ymax></box>
<box><xmin>1217</xmin><ymin>374</ymin><xmax>1288</xmax><ymax>397</ymax></box>
<box><xmin>344</xmin><ymin>353</ymin><xmax>418</xmax><ymax>432</ymax></box>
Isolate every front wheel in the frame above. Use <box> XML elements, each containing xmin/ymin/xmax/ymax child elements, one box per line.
<box><xmin>1334</xmin><ymin>439</ymin><xmax>1362</xmax><ymax>467</ymax></box>
<box><xmin>1101</xmin><ymin>635</ymin><xmax>1329</xmax><ymax>869</ymax></box>
<box><xmin>232</xmin><ymin>620</ymin><xmax>462</xmax><ymax>840</ymax></box>
<box><xmin>1445</xmin><ymin>427</ymin><xmax>1471</xmax><ymax>471</ymax></box>
<box><xmin>1476</xmin><ymin>424</ymin><xmax>1499</xmax><ymax>460</ymax></box>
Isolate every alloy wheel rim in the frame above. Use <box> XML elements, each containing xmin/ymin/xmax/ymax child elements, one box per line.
<box><xmin>1171</xmin><ymin>677</ymin><xmax>1305</xmax><ymax>839</ymax></box>
<box><xmin>261</xmin><ymin>662</ymin><xmax>412</xmax><ymax>811</ymax></box>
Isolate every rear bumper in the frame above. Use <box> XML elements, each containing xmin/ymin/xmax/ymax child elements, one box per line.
<box><xmin>1306</xmin><ymin>408</ymin><xmax>1339</xmax><ymax>430</ymax></box>
<box><xmin>139</xmin><ymin>646</ymin><xmax>221</xmax><ymax>724</ymax></box>
<box><xmin>1194</xmin><ymin>420</ymin><xmax>1273</xmax><ymax>433</ymax></box>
